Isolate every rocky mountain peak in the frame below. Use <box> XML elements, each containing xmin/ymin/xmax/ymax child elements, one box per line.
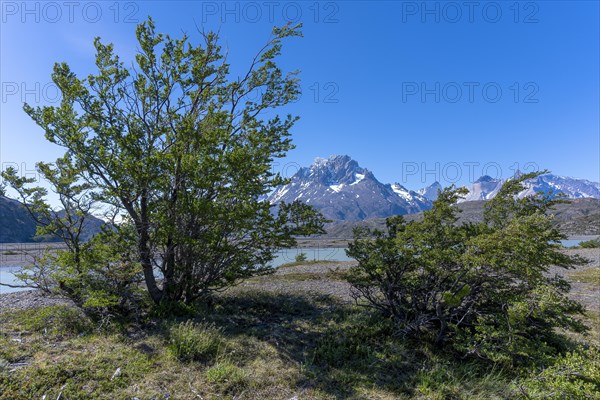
<box><xmin>417</xmin><ymin>181</ymin><xmax>443</xmax><ymax>201</ymax></box>
<box><xmin>267</xmin><ymin>155</ymin><xmax>432</xmax><ymax>221</ymax></box>
<box><xmin>302</xmin><ymin>155</ymin><xmax>371</xmax><ymax>187</ymax></box>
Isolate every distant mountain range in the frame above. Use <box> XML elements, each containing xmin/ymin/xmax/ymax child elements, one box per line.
<box><xmin>459</xmin><ymin>173</ymin><xmax>600</xmax><ymax>202</ymax></box>
<box><xmin>2</xmin><ymin>155</ymin><xmax>598</xmax><ymax>242</ymax></box>
<box><xmin>268</xmin><ymin>155</ymin><xmax>600</xmax><ymax>221</ymax></box>
<box><xmin>268</xmin><ymin>155</ymin><xmax>430</xmax><ymax>221</ymax></box>
<box><xmin>0</xmin><ymin>195</ymin><xmax>104</xmax><ymax>243</ymax></box>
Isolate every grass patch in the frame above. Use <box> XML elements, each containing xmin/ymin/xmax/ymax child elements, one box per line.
<box><xmin>1</xmin><ymin>305</ymin><xmax>93</xmax><ymax>337</ymax></box>
<box><xmin>277</xmin><ymin>259</ymin><xmax>340</xmax><ymax>269</ymax></box>
<box><xmin>569</xmin><ymin>268</ymin><xmax>600</xmax><ymax>285</ymax></box>
<box><xmin>168</xmin><ymin>320</ymin><xmax>225</xmax><ymax>362</ymax></box>
<box><xmin>205</xmin><ymin>360</ymin><xmax>248</xmax><ymax>391</ymax></box>
<box><xmin>274</xmin><ymin>270</ymin><xmax>348</xmax><ymax>282</ymax></box>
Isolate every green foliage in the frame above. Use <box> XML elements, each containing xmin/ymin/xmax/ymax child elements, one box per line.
<box><xmin>516</xmin><ymin>347</ymin><xmax>600</xmax><ymax>399</ymax></box>
<box><xmin>168</xmin><ymin>320</ymin><xmax>224</xmax><ymax>362</ymax></box>
<box><xmin>346</xmin><ymin>172</ymin><xmax>589</xmax><ymax>367</ymax></box>
<box><xmin>295</xmin><ymin>252</ymin><xmax>308</xmax><ymax>262</ymax></box>
<box><xmin>2</xmin><ymin>17</ymin><xmax>327</xmax><ymax>307</ymax></box>
<box><xmin>579</xmin><ymin>239</ymin><xmax>600</xmax><ymax>248</ymax></box>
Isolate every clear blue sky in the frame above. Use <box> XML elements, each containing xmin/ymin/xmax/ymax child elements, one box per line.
<box><xmin>1</xmin><ymin>1</ymin><xmax>598</xmax><ymax>196</ymax></box>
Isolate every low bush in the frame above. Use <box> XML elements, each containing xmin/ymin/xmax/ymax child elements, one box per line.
<box><xmin>516</xmin><ymin>346</ymin><xmax>600</xmax><ymax>399</ymax></box>
<box><xmin>579</xmin><ymin>239</ymin><xmax>600</xmax><ymax>249</ymax></box>
<box><xmin>295</xmin><ymin>252</ymin><xmax>308</xmax><ymax>262</ymax></box>
<box><xmin>346</xmin><ymin>172</ymin><xmax>589</xmax><ymax>368</ymax></box>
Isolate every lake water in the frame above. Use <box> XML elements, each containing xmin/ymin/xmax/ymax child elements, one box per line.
<box><xmin>0</xmin><ymin>247</ymin><xmax>355</xmax><ymax>294</ymax></box>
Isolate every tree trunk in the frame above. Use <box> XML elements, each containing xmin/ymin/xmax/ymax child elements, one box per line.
<box><xmin>138</xmin><ymin>191</ymin><xmax>163</xmax><ymax>304</ymax></box>
<box><xmin>435</xmin><ymin>302</ymin><xmax>447</xmax><ymax>346</ymax></box>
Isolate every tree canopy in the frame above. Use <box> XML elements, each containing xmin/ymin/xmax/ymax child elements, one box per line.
<box><xmin>2</xmin><ymin>18</ymin><xmax>327</xmax><ymax>307</ymax></box>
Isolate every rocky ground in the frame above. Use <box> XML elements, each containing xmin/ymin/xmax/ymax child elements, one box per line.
<box><xmin>553</xmin><ymin>248</ymin><xmax>599</xmax><ymax>312</ymax></box>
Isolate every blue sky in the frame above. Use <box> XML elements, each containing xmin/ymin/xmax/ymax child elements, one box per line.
<box><xmin>1</xmin><ymin>1</ymin><xmax>598</xmax><ymax>196</ymax></box>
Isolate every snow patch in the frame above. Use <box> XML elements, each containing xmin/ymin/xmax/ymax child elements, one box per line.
<box><xmin>329</xmin><ymin>184</ymin><xmax>345</xmax><ymax>193</ymax></box>
<box><xmin>392</xmin><ymin>184</ymin><xmax>411</xmax><ymax>201</ymax></box>
<box><xmin>269</xmin><ymin>186</ymin><xmax>289</xmax><ymax>203</ymax></box>
<box><xmin>350</xmin><ymin>173</ymin><xmax>365</xmax><ymax>185</ymax></box>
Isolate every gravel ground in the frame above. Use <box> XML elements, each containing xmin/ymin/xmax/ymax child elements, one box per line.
<box><xmin>1</xmin><ymin>249</ymin><xmax>597</xmax><ymax>312</ymax></box>
<box><xmin>0</xmin><ymin>290</ymin><xmax>75</xmax><ymax>312</ymax></box>
<box><xmin>555</xmin><ymin>248</ymin><xmax>599</xmax><ymax>312</ymax></box>
<box><xmin>237</xmin><ymin>261</ymin><xmax>357</xmax><ymax>303</ymax></box>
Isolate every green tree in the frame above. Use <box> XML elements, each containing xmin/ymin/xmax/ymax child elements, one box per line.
<box><xmin>2</xmin><ymin>18</ymin><xmax>326</xmax><ymax>306</ymax></box>
<box><xmin>346</xmin><ymin>172</ymin><xmax>588</xmax><ymax>366</ymax></box>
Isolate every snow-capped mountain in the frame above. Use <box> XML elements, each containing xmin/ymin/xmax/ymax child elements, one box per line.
<box><xmin>459</xmin><ymin>175</ymin><xmax>503</xmax><ymax>202</ymax></box>
<box><xmin>267</xmin><ymin>155</ymin><xmax>432</xmax><ymax>221</ymax></box>
<box><xmin>459</xmin><ymin>173</ymin><xmax>600</xmax><ymax>202</ymax></box>
<box><xmin>417</xmin><ymin>181</ymin><xmax>443</xmax><ymax>201</ymax></box>
<box><xmin>518</xmin><ymin>174</ymin><xmax>600</xmax><ymax>199</ymax></box>
<box><xmin>391</xmin><ymin>183</ymin><xmax>431</xmax><ymax>210</ymax></box>
<box><xmin>268</xmin><ymin>155</ymin><xmax>600</xmax><ymax>221</ymax></box>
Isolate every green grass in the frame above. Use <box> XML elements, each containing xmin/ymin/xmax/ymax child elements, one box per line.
<box><xmin>273</xmin><ymin>270</ymin><xmax>348</xmax><ymax>282</ymax></box>
<box><xmin>0</xmin><ymin>294</ymin><xmax>517</xmax><ymax>399</ymax></box>
<box><xmin>1</xmin><ymin>267</ymin><xmax>599</xmax><ymax>399</ymax></box>
<box><xmin>168</xmin><ymin>320</ymin><xmax>225</xmax><ymax>361</ymax></box>
<box><xmin>276</xmin><ymin>259</ymin><xmax>340</xmax><ymax>269</ymax></box>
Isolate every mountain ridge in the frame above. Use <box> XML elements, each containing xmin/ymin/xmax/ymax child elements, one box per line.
<box><xmin>268</xmin><ymin>155</ymin><xmax>433</xmax><ymax>221</ymax></box>
<box><xmin>268</xmin><ymin>155</ymin><xmax>600</xmax><ymax>221</ymax></box>
<box><xmin>322</xmin><ymin>198</ymin><xmax>600</xmax><ymax>239</ymax></box>
<box><xmin>0</xmin><ymin>195</ymin><xmax>104</xmax><ymax>243</ymax></box>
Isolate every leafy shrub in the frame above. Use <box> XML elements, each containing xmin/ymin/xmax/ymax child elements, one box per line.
<box><xmin>12</xmin><ymin>227</ymin><xmax>144</xmax><ymax>318</ymax></box>
<box><xmin>517</xmin><ymin>347</ymin><xmax>600</xmax><ymax>399</ymax></box>
<box><xmin>346</xmin><ymin>172</ymin><xmax>589</xmax><ymax>367</ymax></box>
<box><xmin>579</xmin><ymin>239</ymin><xmax>600</xmax><ymax>249</ymax></box>
<box><xmin>2</xmin><ymin>18</ymin><xmax>327</xmax><ymax>308</ymax></box>
<box><xmin>168</xmin><ymin>320</ymin><xmax>224</xmax><ymax>362</ymax></box>
<box><xmin>295</xmin><ymin>252</ymin><xmax>308</xmax><ymax>262</ymax></box>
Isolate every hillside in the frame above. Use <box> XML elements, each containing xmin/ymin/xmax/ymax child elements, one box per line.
<box><xmin>0</xmin><ymin>196</ymin><xmax>104</xmax><ymax>243</ymax></box>
<box><xmin>322</xmin><ymin>198</ymin><xmax>600</xmax><ymax>239</ymax></box>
